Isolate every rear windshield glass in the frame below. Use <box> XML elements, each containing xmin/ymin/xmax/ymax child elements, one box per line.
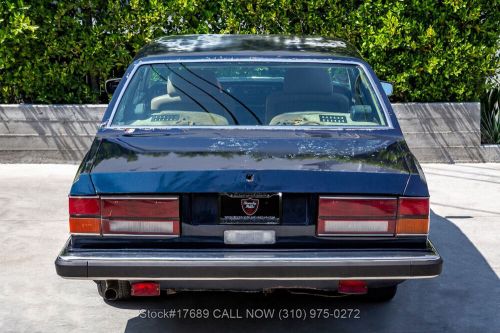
<box><xmin>110</xmin><ymin>62</ymin><xmax>388</xmax><ymax>127</ymax></box>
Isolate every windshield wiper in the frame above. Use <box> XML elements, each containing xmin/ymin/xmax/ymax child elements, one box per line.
<box><xmin>180</xmin><ymin>63</ymin><xmax>262</xmax><ymax>125</ymax></box>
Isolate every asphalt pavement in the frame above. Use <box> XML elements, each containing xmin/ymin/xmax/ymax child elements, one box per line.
<box><xmin>0</xmin><ymin>163</ymin><xmax>498</xmax><ymax>332</ymax></box>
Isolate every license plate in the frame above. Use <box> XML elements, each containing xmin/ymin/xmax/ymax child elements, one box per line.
<box><xmin>220</xmin><ymin>193</ymin><xmax>281</xmax><ymax>224</ymax></box>
<box><xmin>224</xmin><ymin>230</ymin><xmax>276</xmax><ymax>245</ymax></box>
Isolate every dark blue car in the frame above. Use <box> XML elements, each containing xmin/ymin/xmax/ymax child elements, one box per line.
<box><xmin>55</xmin><ymin>35</ymin><xmax>442</xmax><ymax>302</ymax></box>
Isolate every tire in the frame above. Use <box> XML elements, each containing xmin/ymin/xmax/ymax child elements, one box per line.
<box><xmin>365</xmin><ymin>285</ymin><xmax>397</xmax><ymax>302</ymax></box>
<box><xmin>96</xmin><ymin>280</ymin><xmax>131</xmax><ymax>301</ymax></box>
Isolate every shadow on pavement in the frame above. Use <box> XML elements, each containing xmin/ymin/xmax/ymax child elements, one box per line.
<box><xmin>106</xmin><ymin>211</ymin><xmax>499</xmax><ymax>333</ymax></box>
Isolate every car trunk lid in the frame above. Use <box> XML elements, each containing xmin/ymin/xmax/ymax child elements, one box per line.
<box><xmin>89</xmin><ymin>128</ymin><xmax>411</xmax><ymax>195</ymax></box>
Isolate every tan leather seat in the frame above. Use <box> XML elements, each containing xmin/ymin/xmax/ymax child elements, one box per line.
<box><xmin>265</xmin><ymin>68</ymin><xmax>350</xmax><ymax>123</ymax></box>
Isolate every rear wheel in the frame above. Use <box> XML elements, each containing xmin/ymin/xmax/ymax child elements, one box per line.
<box><xmin>365</xmin><ymin>285</ymin><xmax>397</xmax><ymax>302</ymax></box>
<box><xmin>96</xmin><ymin>280</ymin><xmax>131</xmax><ymax>301</ymax></box>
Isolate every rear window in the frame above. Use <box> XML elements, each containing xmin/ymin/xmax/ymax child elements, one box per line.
<box><xmin>110</xmin><ymin>62</ymin><xmax>388</xmax><ymax>127</ymax></box>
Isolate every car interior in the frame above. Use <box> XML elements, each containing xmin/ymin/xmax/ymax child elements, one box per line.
<box><xmin>114</xmin><ymin>64</ymin><xmax>387</xmax><ymax>127</ymax></box>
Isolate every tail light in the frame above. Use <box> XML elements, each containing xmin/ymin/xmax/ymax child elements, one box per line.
<box><xmin>396</xmin><ymin>197</ymin><xmax>430</xmax><ymax>235</ymax></box>
<box><xmin>317</xmin><ymin>196</ymin><xmax>429</xmax><ymax>236</ymax></box>
<box><xmin>69</xmin><ymin>197</ymin><xmax>101</xmax><ymax>234</ymax></box>
<box><xmin>68</xmin><ymin>196</ymin><xmax>180</xmax><ymax>236</ymax></box>
<box><xmin>101</xmin><ymin>197</ymin><xmax>180</xmax><ymax>236</ymax></box>
<box><xmin>317</xmin><ymin>197</ymin><xmax>397</xmax><ymax>235</ymax></box>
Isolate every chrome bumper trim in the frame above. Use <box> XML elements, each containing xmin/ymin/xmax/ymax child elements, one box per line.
<box><xmin>55</xmin><ymin>238</ymin><xmax>442</xmax><ymax>281</ymax></box>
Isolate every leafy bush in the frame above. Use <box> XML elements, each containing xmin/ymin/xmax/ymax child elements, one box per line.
<box><xmin>352</xmin><ymin>0</ymin><xmax>499</xmax><ymax>102</ymax></box>
<box><xmin>0</xmin><ymin>0</ymin><xmax>498</xmax><ymax>104</ymax></box>
<box><xmin>481</xmin><ymin>78</ymin><xmax>500</xmax><ymax>144</ymax></box>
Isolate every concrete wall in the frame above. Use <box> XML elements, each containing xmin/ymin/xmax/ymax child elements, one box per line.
<box><xmin>393</xmin><ymin>103</ymin><xmax>500</xmax><ymax>163</ymax></box>
<box><xmin>1</xmin><ymin>103</ymin><xmax>499</xmax><ymax>163</ymax></box>
<box><xmin>0</xmin><ymin>105</ymin><xmax>105</xmax><ymax>163</ymax></box>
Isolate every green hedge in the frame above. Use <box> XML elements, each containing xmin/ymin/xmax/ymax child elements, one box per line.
<box><xmin>1</xmin><ymin>0</ymin><xmax>498</xmax><ymax>103</ymax></box>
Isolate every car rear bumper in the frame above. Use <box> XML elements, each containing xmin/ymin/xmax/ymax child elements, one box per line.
<box><xmin>55</xmin><ymin>238</ymin><xmax>442</xmax><ymax>288</ymax></box>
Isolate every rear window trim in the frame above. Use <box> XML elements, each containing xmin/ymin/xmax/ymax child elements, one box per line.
<box><xmin>106</xmin><ymin>58</ymin><xmax>394</xmax><ymax>130</ymax></box>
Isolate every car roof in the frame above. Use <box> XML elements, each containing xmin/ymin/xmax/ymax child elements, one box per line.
<box><xmin>134</xmin><ymin>34</ymin><xmax>362</xmax><ymax>60</ymax></box>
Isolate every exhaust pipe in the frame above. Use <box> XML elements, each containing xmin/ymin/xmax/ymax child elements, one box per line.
<box><xmin>103</xmin><ymin>280</ymin><xmax>119</xmax><ymax>301</ymax></box>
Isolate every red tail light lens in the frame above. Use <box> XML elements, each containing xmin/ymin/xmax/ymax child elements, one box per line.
<box><xmin>69</xmin><ymin>197</ymin><xmax>100</xmax><ymax>216</ymax></box>
<box><xmin>100</xmin><ymin>197</ymin><xmax>180</xmax><ymax>236</ymax></box>
<box><xmin>317</xmin><ymin>197</ymin><xmax>397</xmax><ymax>235</ymax></box>
<box><xmin>68</xmin><ymin>196</ymin><xmax>180</xmax><ymax>236</ymax></box>
<box><xmin>101</xmin><ymin>198</ymin><xmax>179</xmax><ymax>219</ymax></box>
<box><xmin>398</xmin><ymin>197</ymin><xmax>430</xmax><ymax>216</ymax></box>
<box><xmin>319</xmin><ymin>198</ymin><xmax>397</xmax><ymax>217</ymax></box>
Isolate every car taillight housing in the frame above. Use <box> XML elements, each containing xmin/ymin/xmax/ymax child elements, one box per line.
<box><xmin>69</xmin><ymin>196</ymin><xmax>101</xmax><ymax>234</ymax></box>
<box><xmin>396</xmin><ymin>197</ymin><xmax>430</xmax><ymax>235</ymax></box>
<box><xmin>68</xmin><ymin>196</ymin><xmax>180</xmax><ymax>236</ymax></box>
<box><xmin>317</xmin><ymin>196</ymin><xmax>429</xmax><ymax>236</ymax></box>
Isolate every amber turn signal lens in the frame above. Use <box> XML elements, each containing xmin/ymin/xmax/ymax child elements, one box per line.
<box><xmin>69</xmin><ymin>217</ymin><xmax>101</xmax><ymax>234</ymax></box>
<box><xmin>396</xmin><ymin>218</ymin><xmax>429</xmax><ymax>235</ymax></box>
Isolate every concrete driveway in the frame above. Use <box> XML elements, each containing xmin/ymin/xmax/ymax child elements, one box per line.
<box><xmin>0</xmin><ymin>164</ymin><xmax>498</xmax><ymax>333</ymax></box>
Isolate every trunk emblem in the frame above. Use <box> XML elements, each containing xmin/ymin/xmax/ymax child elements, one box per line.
<box><xmin>241</xmin><ymin>198</ymin><xmax>259</xmax><ymax>216</ymax></box>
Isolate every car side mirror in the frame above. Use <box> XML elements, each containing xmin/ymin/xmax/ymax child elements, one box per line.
<box><xmin>381</xmin><ymin>81</ymin><xmax>393</xmax><ymax>96</ymax></box>
<box><xmin>105</xmin><ymin>78</ymin><xmax>121</xmax><ymax>95</ymax></box>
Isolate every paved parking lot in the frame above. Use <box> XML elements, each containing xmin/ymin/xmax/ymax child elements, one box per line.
<box><xmin>0</xmin><ymin>163</ymin><xmax>498</xmax><ymax>332</ymax></box>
